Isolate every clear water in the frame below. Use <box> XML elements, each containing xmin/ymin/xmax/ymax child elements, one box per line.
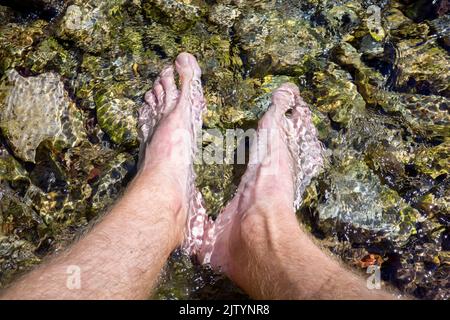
<box><xmin>0</xmin><ymin>0</ymin><xmax>448</xmax><ymax>300</ymax></box>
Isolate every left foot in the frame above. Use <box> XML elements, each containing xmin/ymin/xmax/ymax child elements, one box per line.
<box><xmin>197</xmin><ymin>83</ymin><xmax>324</xmax><ymax>276</ymax></box>
<box><xmin>137</xmin><ymin>52</ymin><xmax>208</xmax><ymax>249</ymax></box>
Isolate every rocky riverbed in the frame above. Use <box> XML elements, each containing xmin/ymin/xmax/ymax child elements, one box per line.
<box><xmin>0</xmin><ymin>0</ymin><xmax>448</xmax><ymax>299</ymax></box>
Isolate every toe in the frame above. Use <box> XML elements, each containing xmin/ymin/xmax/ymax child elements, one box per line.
<box><xmin>279</xmin><ymin>82</ymin><xmax>300</xmax><ymax>95</ymax></box>
<box><xmin>291</xmin><ymin>92</ymin><xmax>312</xmax><ymax>131</ymax></box>
<box><xmin>153</xmin><ymin>82</ymin><xmax>164</xmax><ymax>108</ymax></box>
<box><xmin>174</xmin><ymin>52</ymin><xmax>205</xmax><ymax>116</ymax></box>
<box><xmin>271</xmin><ymin>82</ymin><xmax>299</xmax><ymax>115</ymax></box>
<box><xmin>160</xmin><ymin>66</ymin><xmax>178</xmax><ymax>113</ymax></box>
<box><xmin>175</xmin><ymin>52</ymin><xmax>202</xmax><ymax>91</ymax></box>
<box><xmin>144</xmin><ymin>90</ymin><xmax>157</xmax><ymax>108</ymax></box>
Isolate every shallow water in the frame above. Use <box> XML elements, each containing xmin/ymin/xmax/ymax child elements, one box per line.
<box><xmin>0</xmin><ymin>0</ymin><xmax>448</xmax><ymax>299</ymax></box>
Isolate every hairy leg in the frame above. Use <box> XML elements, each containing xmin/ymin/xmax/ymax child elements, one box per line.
<box><xmin>0</xmin><ymin>53</ymin><xmax>205</xmax><ymax>300</ymax></box>
<box><xmin>199</xmin><ymin>84</ymin><xmax>396</xmax><ymax>300</ymax></box>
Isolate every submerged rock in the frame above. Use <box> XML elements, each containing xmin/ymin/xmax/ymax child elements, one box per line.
<box><xmin>317</xmin><ymin>159</ymin><xmax>420</xmax><ymax>244</ymax></box>
<box><xmin>195</xmin><ymin>162</ymin><xmax>235</xmax><ymax>216</ymax></box>
<box><xmin>23</xmin><ymin>37</ymin><xmax>79</xmax><ymax>79</ymax></box>
<box><xmin>383</xmin><ymin>5</ymin><xmax>450</xmax><ymax>97</ymax></box>
<box><xmin>0</xmin><ymin>183</ymin><xmax>42</xmax><ymax>286</ymax></box>
<box><xmin>332</xmin><ymin>41</ymin><xmax>386</xmax><ymax>104</ymax></box>
<box><xmin>0</xmin><ymin>147</ymin><xmax>28</xmax><ymax>185</ymax></box>
<box><xmin>208</xmin><ymin>3</ymin><xmax>241</xmax><ymax>31</ymax></box>
<box><xmin>376</xmin><ymin>92</ymin><xmax>450</xmax><ymax>138</ymax></box>
<box><xmin>0</xmin><ymin>20</ymin><xmax>48</xmax><ymax>75</ymax></box>
<box><xmin>14</xmin><ymin>142</ymin><xmax>136</xmax><ymax>236</ymax></box>
<box><xmin>395</xmin><ymin>38</ymin><xmax>450</xmax><ymax>97</ymax></box>
<box><xmin>0</xmin><ymin>70</ymin><xmax>86</xmax><ymax>162</ymax></box>
<box><xmin>235</xmin><ymin>10</ymin><xmax>323</xmax><ymax>75</ymax></box>
<box><xmin>143</xmin><ymin>0</ymin><xmax>205</xmax><ymax>32</ymax></box>
<box><xmin>401</xmin><ymin>0</ymin><xmax>449</xmax><ymax>22</ymax></box>
<box><xmin>309</xmin><ymin>63</ymin><xmax>366</xmax><ymax>125</ymax></box>
<box><xmin>57</xmin><ymin>0</ymin><xmax>126</xmax><ymax>53</ymax></box>
<box><xmin>142</xmin><ymin>22</ymin><xmax>180</xmax><ymax>59</ymax></box>
<box><xmin>250</xmin><ymin>75</ymin><xmax>294</xmax><ymax>120</ymax></box>
<box><xmin>0</xmin><ymin>235</ymin><xmax>40</xmax><ymax>287</ymax></box>
<box><xmin>416</xmin><ymin>176</ymin><xmax>449</xmax><ymax>218</ymax></box>
<box><xmin>413</xmin><ymin>139</ymin><xmax>449</xmax><ymax>179</ymax></box>
<box><xmin>323</xmin><ymin>3</ymin><xmax>362</xmax><ymax>37</ymax></box>
<box><xmin>95</xmin><ymin>87</ymin><xmax>139</xmax><ymax>147</ymax></box>
<box><xmin>0</xmin><ymin>0</ymin><xmax>448</xmax><ymax>300</ymax></box>
<box><xmin>0</xmin><ymin>184</ymin><xmax>43</xmax><ymax>241</ymax></box>
<box><xmin>384</xmin><ymin>6</ymin><xmax>412</xmax><ymax>32</ymax></box>
<box><xmin>427</xmin><ymin>14</ymin><xmax>450</xmax><ymax>49</ymax></box>
<box><xmin>74</xmin><ymin>52</ymin><xmax>150</xmax><ymax>146</ymax></box>
<box><xmin>332</xmin><ymin>40</ymin><xmax>449</xmax><ymax>138</ymax></box>
<box><xmin>89</xmin><ymin>152</ymin><xmax>135</xmax><ymax>215</ymax></box>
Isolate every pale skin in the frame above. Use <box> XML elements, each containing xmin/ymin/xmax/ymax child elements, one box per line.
<box><xmin>0</xmin><ymin>53</ymin><xmax>397</xmax><ymax>300</ymax></box>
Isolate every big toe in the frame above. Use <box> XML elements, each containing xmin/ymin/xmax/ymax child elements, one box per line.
<box><xmin>174</xmin><ymin>52</ymin><xmax>205</xmax><ymax>118</ymax></box>
<box><xmin>271</xmin><ymin>82</ymin><xmax>299</xmax><ymax>114</ymax></box>
<box><xmin>175</xmin><ymin>52</ymin><xmax>202</xmax><ymax>87</ymax></box>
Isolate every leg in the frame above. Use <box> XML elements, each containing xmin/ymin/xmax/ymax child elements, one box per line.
<box><xmin>198</xmin><ymin>84</ymin><xmax>395</xmax><ymax>300</ymax></box>
<box><xmin>0</xmin><ymin>53</ymin><xmax>205</xmax><ymax>300</ymax></box>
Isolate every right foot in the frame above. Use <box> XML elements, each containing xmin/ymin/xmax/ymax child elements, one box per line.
<box><xmin>198</xmin><ymin>83</ymin><xmax>323</xmax><ymax>277</ymax></box>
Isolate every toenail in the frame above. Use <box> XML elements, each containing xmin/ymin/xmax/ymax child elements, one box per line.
<box><xmin>176</xmin><ymin>52</ymin><xmax>191</xmax><ymax>66</ymax></box>
<box><xmin>161</xmin><ymin>66</ymin><xmax>173</xmax><ymax>76</ymax></box>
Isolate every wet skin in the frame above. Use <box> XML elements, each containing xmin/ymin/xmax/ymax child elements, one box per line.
<box><xmin>0</xmin><ymin>53</ymin><xmax>204</xmax><ymax>299</ymax></box>
<box><xmin>0</xmin><ymin>52</ymin><xmax>397</xmax><ymax>300</ymax></box>
<box><xmin>138</xmin><ymin>53</ymin><xmax>395</xmax><ymax>299</ymax></box>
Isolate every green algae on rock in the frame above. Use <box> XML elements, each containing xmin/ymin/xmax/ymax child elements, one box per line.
<box><xmin>0</xmin><ymin>0</ymin><xmax>449</xmax><ymax>300</ymax></box>
<box><xmin>417</xmin><ymin>176</ymin><xmax>449</xmax><ymax>218</ymax></box>
<box><xmin>331</xmin><ymin>41</ymin><xmax>386</xmax><ymax>104</ymax></box>
<box><xmin>143</xmin><ymin>22</ymin><xmax>180</xmax><ymax>59</ymax></box>
<box><xmin>143</xmin><ymin>0</ymin><xmax>205</xmax><ymax>32</ymax></box>
<box><xmin>309</xmin><ymin>63</ymin><xmax>366</xmax><ymax>125</ymax></box>
<box><xmin>413</xmin><ymin>139</ymin><xmax>449</xmax><ymax>179</ymax></box>
<box><xmin>0</xmin><ymin>183</ymin><xmax>43</xmax><ymax>237</ymax></box>
<box><xmin>89</xmin><ymin>152</ymin><xmax>135</xmax><ymax>215</ymax></box>
<box><xmin>0</xmin><ymin>182</ymin><xmax>43</xmax><ymax>286</ymax></box>
<box><xmin>74</xmin><ymin>54</ymin><xmax>147</xmax><ymax>146</ymax></box>
<box><xmin>331</xmin><ymin>39</ymin><xmax>449</xmax><ymax>138</ymax></box>
<box><xmin>0</xmin><ymin>20</ymin><xmax>48</xmax><ymax>75</ymax></box>
<box><xmin>7</xmin><ymin>143</ymin><xmax>137</xmax><ymax>251</ymax></box>
<box><xmin>95</xmin><ymin>87</ymin><xmax>139</xmax><ymax>147</ymax></box>
<box><xmin>0</xmin><ymin>235</ymin><xmax>40</xmax><ymax>287</ymax></box>
<box><xmin>427</xmin><ymin>14</ymin><xmax>450</xmax><ymax>49</ymax></box>
<box><xmin>394</xmin><ymin>38</ymin><xmax>450</xmax><ymax>97</ymax></box>
<box><xmin>366</xmin><ymin>4</ymin><xmax>386</xmax><ymax>41</ymax></box>
<box><xmin>208</xmin><ymin>3</ymin><xmax>241</xmax><ymax>31</ymax></box>
<box><xmin>75</xmin><ymin>57</ymin><xmax>145</xmax><ymax>110</ymax></box>
<box><xmin>0</xmin><ymin>148</ymin><xmax>29</xmax><ymax>185</ymax></box>
<box><xmin>56</xmin><ymin>143</ymin><xmax>136</xmax><ymax>222</ymax></box>
<box><xmin>57</xmin><ymin>0</ymin><xmax>127</xmax><ymax>54</ymax></box>
<box><xmin>376</xmin><ymin>92</ymin><xmax>450</xmax><ymax>138</ymax></box>
<box><xmin>249</xmin><ymin>75</ymin><xmax>295</xmax><ymax>120</ymax></box>
<box><xmin>194</xmin><ymin>126</ymin><xmax>241</xmax><ymax>215</ymax></box>
<box><xmin>317</xmin><ymin>159</ymin><xmax>421</xmax><ymax>244</ymax></box>
<box><xmin>235</xmin><ymin>10</ymin><xmax>323</xmax><ymax>75</ymax></box>
<box><xmin>23</xmin><ymin>37</ymin><xmax>79</xmax><ymax>79</ymax></box>
<box><xmin>323</xmin><ymin>3</ymin><xmax>362</xmax><ymax>37</ymax></box>
<box><xmin>0</xmin><ymin>70</ymin><xmax>86</xmax><ymax>163</ymax></box>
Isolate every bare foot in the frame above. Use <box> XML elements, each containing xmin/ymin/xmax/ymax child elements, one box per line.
<box><xmin>198</xmin><ymin>83</ymin><xmax>323</xmax><ymax>280</ymax></box>
<box><xmin>137</xmin><ymin>52</ymin><xmax>207</xmax><ymax>248</ymax></box>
